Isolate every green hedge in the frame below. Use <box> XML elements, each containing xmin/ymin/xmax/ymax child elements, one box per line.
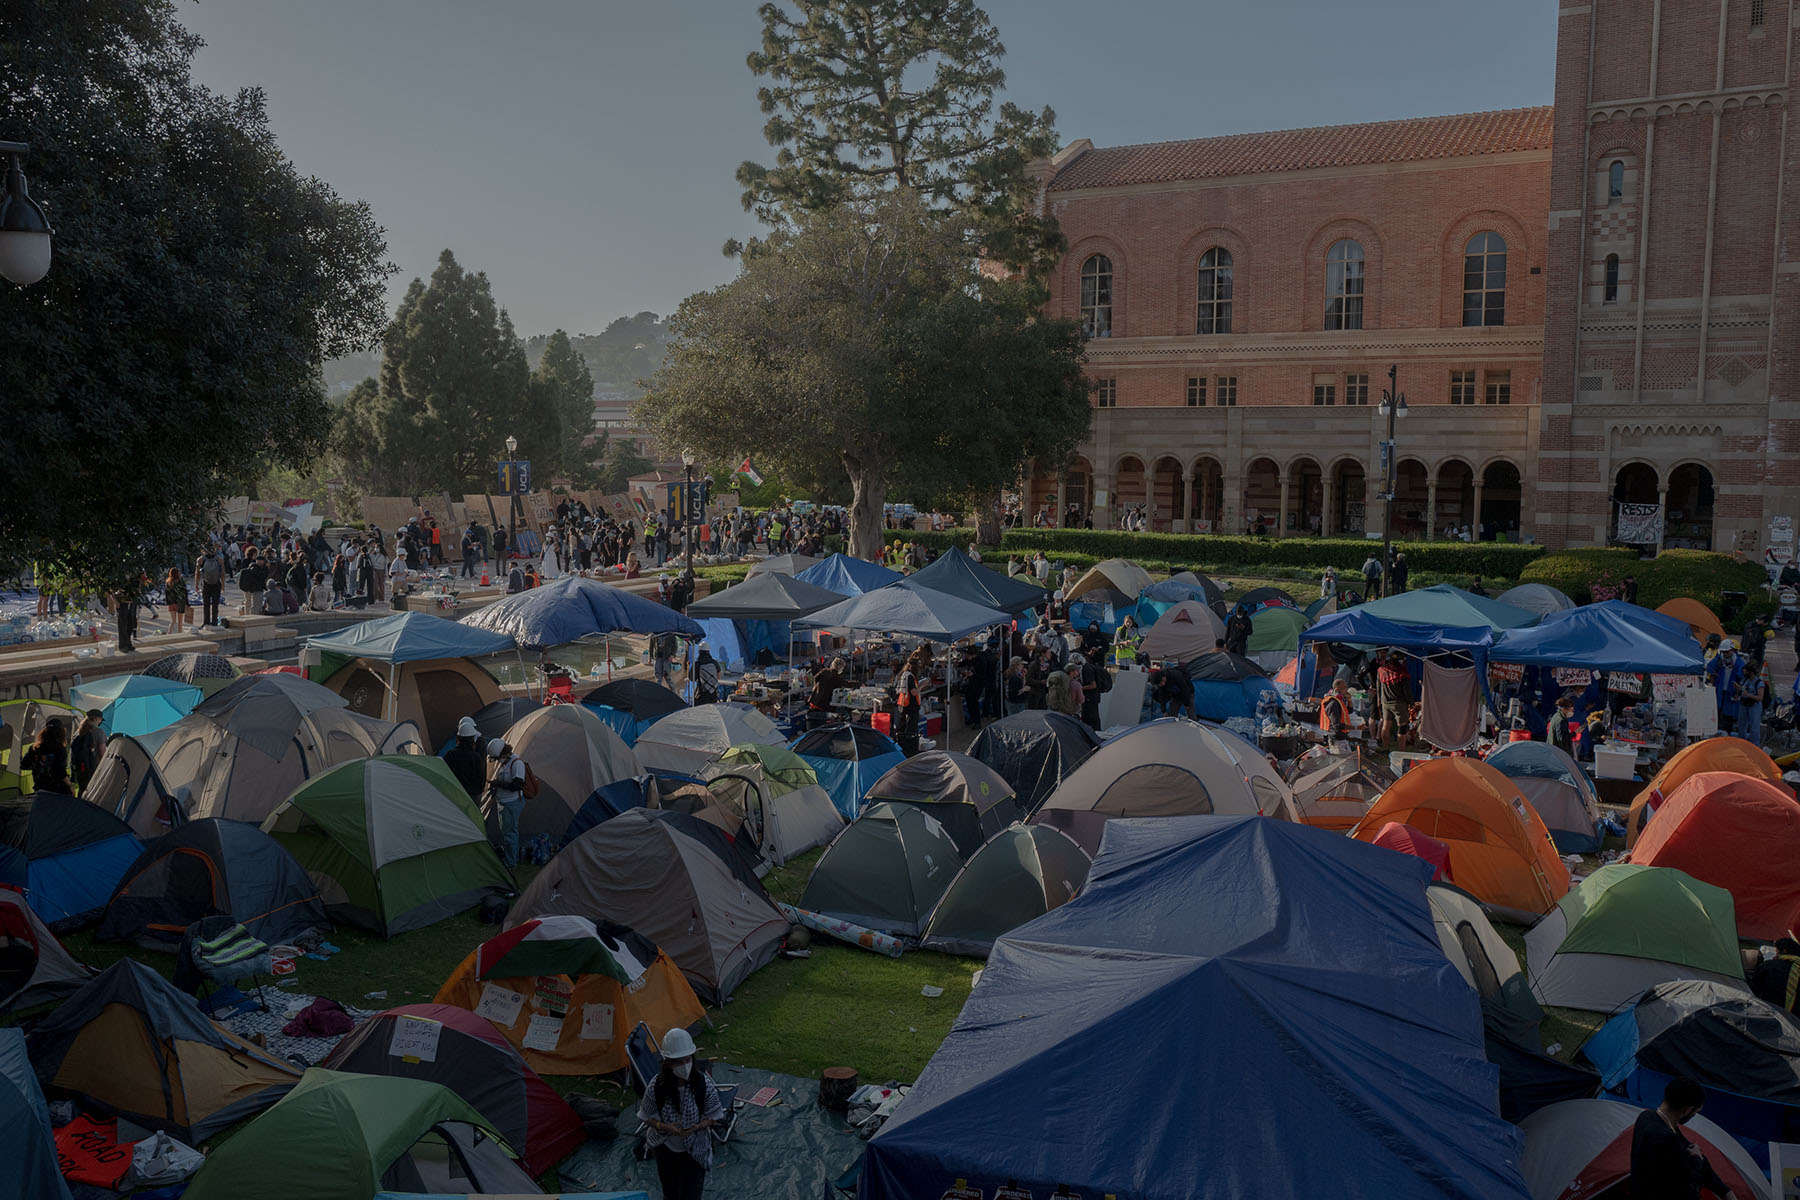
<box><xmin>1518</xmin><ymin>548</ymin><xmax>1768</xmax><ymax>630</ymax></box>
<box><xmin>905</xmin><ymin>528</ymin><xmax>1545</xmax><ymax>580</ymax></box>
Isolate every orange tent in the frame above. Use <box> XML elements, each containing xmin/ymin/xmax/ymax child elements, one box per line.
<box><xmin>1627</xmin><ymin>736</ymin><xmax>1782</xmax><ymax>848</ymax></box>
<box><xmin>1349</xmin><ymin>757</ymin><xmax>1570</xmax><ymax>917</ymax></box>
<box><xmin>1655</xmin><ymin>597</ymin><xmax>1726</xmax><ymax>643</ymax></box>
<box><xmin>1629</xmin><ymin>771</ymin><xmax>1800</xmax><ymax>939</ymax></box>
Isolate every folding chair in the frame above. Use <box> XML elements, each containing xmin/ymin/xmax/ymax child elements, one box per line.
<box><xmin>626</xmin><ymin>1021</ymin><xmax>741</xmax><ymax>1143</ymax></box>
<box><xmin>179</xmin><ymin>917</ymin><xmax>273</xmax><ymax>1013</ymax></box>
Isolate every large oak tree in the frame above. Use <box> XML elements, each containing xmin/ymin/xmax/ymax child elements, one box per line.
<box><xmin>640</xmin><ymin>191</ymin><xmax>1088</xmax><ymax>559</ymax></box>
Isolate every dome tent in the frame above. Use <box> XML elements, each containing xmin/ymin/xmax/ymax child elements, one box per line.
<box><xmin>800</xmin><ymin>802</ymin><xmax>965</xmax><ymax>937</ymax></box>
<box><xmin>142</xmin><ymin>651</ymin><xmax>242</xmax><ymax>696</ymax></box>
<box><xmin>634</xmin><ymin>703</ymin><xmax>783</xmax><ymax>777</ymax></box>
<box><xmin>1350</xmin><ymin>757</ymin><xmax>1570</xmax><ymax>919</ymax></box>
<box><xmin>789</xmin><ymin>723</ymin><xmax>906</xmax><ymax>820</ymax></box>
<box><xmin>920</xmin><ymin>823</ymin><xmax>1090</xmax><ymax>956</ymax></box>
<box><xmin>0</xmin><ymin>885</ymin><xmax>88</xmax><ymax>1014</ymax></box>
<box><xmin>1184</xmin><ymin>649</ymin><xmax>1280</xmax><ymax>723</ymax></box>
<box><xmin>499</xmin><ymin>703</ymin><xmax>640</xmax><ymax>840</ymax></box>
<box><xmin>966</xmin><ymin>710</ymin><xmax>1103</xmax><ymax>812</ymax></box>
<box><xmin>1495</xmin><ymin>582</ymin><xmax>1576</xmax><ymax>617</ymax></box>
<box><xmin>0</xmin><ymin>699</ymin><xmax>80</xmax><ymax>794</ymax></box>
<box><xmin>0</xmin><ymin>1027</ymin><xmax>68</xmax><ymax>1200</ymax></box>
<box><xmin>507</xmin><ymin>808</ymin><xmax>788</xmax><ymax>1004</ymax></box>
<box><xmin>1137</xmin><ymin>600</ymin><xmax>1226</xmax><ymax>663</ymax></box>
<box><xmin>81</xmin><ymin>732</ymin><xmax>177</xmax><ymax>839</ymax></box>
<box><xmin>0</xmin><ymin>792</ymin><xmax>143</xmax><ymax>930</ymax></box>
<box><xmin>1065</xmin><ymin>558</ymin><xmax>1155</xmax><ymax>604</ymax></box>
<box><xmin>1519</xmin><ymin>1099</ymin><xmax>1768</xmax><ymax>1200</ymax></box>
<box><xmin>581</xmin><ymin>676</ymin><xmax>688</xmax><ymax>746</ymax></box>
<box><xmin>98</xmin><ymin>817</ymin><xmax>326</xmax><ymax>948</ymax></box>
<box><xmin>1627</xmin><ymin>736</ymin><xmax>1783</xmax><ymax>848</ymax></box>
<box><xmin>1287</xmin><ymin>751</ymin><xmax>1395</xmax><ymax>831</ymax></box>
<box><xmin>1524</xmin><ymin>863</ymin><xmax>1745</xmax><ymax>1012</ymax></box>
<box><xmin>701</xmin><ymin>758</ymin><xmax>844</xmax><ymax>866</ymax></box>
<box><xmin>262</xmin><ymin>756</ymin><xmax>512</xmax><ymax>936</ymax></box>
<box><xmin>1486</xmin><ymin>740</ymin><xmax>1602</xmax><ymax>854</ymax></box>
<box><xmin>432</xmin><ymin>914</ymin><xmax>704</xmax><ymax>1078</ymax></box>
<box><xmin>321</xmin><ymin>1002</ymin><xmax>585</xmax><ymax>1177</ymax></box>
<box><xmin>863</xmin><ymin>749</ymin><xmax>1024</xmax><ymax>857</ymax></box>
<box><xmin>69</xmin><ymin>674</ymin><xmax>202</xmax><ymax>738</ymax></box>
<box><xmin>1629</xmin><ymin>771</ymin><xmax>1800</xmax><ymax>940</ymax></box>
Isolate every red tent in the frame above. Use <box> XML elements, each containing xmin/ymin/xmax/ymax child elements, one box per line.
<box><xmin>1629</xmin><ymin>771</ymin><xmax>1800</xmax><ymax>939</ymax></box>
<box><xmin>1368</xmin><ymin>822</ymin><xmax>1454</xmax><ymax>883</ymax></box>
<box><xmin>322</xmin><ymin>1002</ymin><xmax>584</xmax><ymax>1175</ymax></box>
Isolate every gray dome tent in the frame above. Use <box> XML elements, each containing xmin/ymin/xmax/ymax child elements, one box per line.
<box><xmin>921</xmin><ymin>824</ymin><xmax>1091</xmax><ymax>956</ymax></box>
<box><xmin>800</xmin><ymin>802</ymin><xmax>965</xmax><ymax>938</ymax></box>
<box><xmin>862</xmin><ymin>750</ymin><xmax>1024</xmax><ymax>857</ymax></box>
<box><xmin>1496</xmin><ymin>582</ymin><xmax>1577</xmax><ymax>617</ymax></box>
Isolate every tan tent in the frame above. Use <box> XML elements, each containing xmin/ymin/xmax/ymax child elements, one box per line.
<box><xmin>84</xmin><ymin>732</ymin><xmax>179</xmax><ymax>838</ymax></box>
<box><xmin>1139</xmin><ymin>601</ymin><xmax>1228</xmax><ymax>663</ymax></box>
<box><xmin>1287</xmin><ymin>750</ymin><xmax>1396</xmax><ymax>831</ymax></box>
<box><xmin>156</xmin><ymin>690</ymin><xmax>423</xmax><ymax>827</ymax></box>
<box><xmin>320</xmin><ymin>657</ymin><xmax>500</xmax><ymax>753</ymax></box>
<box><xmin>1065</xmin><ymin>558</ymin><xmax>1154</xmax><ymax>603</ymax></box>
<box><xmin>507</xmin><ymin>808</ymin><xmax>788</xmax><ymax>1004</ymax></box>
<box><xmin>499</xmin><ymin>705</ymin><xmax>640</xmax><ymax>838</ymax></box>
<box><xmin>1031</xmin><ymin>717</ymin><xmax>1297</xmax><ymax>852</ymax></box>
<box><xmin>634</xmin><ymin>704</ymin><xmax>784</xmax><ymax>776</ymax></box>
<box><xmin>701</xmin><ymin>761</ymin><xmax>845</xmax><ymax>865</ymax></box>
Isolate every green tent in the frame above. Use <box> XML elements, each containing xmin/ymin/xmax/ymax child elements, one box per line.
<box><xmin>1523</xmin><ymin>862</ymin><xmax>1746</xmax><ymax>1012</ymax></box>
<box><xmin>921</xmin><ymin>824</ymin><xmax>1091</xmax><ymax>956</ymax></box>
<box><xmin>183</xmin><ymin>1069</ymin><xmax>534</xmax><ymax>1200</ymax></box>
<box><xmin>800</xmin><ymin>801</ymin><xmax>965</xmax><ymax>937</ymax></box>
<box><xmin>261</xmin><ymin>757</ymin><xmax>512</xmax><ymax>936</ymax></box>
<box><xmin>714</xmin><ymin>742</ymin><xmax>819</xmax><ymax>791</ymax></box>
<box><xmin>1247</xmin><ymin>606</ymin><xmax>1310</xmax><ymax>654</ymax></box>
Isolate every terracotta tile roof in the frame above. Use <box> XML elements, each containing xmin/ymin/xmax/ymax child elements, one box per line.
<box><xmin>1047</xmin><ymin>106</ymin><xmax>1554</xmax><ymax>191</ymax></box>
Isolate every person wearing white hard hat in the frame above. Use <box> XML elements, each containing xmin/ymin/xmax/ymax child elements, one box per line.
<box><xmin>485</xmin><ymin>738</ymin><xmax>529</xmax><ymax>869</ymax></box>
<box><xmin>637</xmin><ymin>1025</ymin><xmax>724</xmax><ymax>1199</ymax></box>
<box><xmin>441</xmin><ymin>716</ymin><xmax>485</xmax><ymax>802</ymax></box>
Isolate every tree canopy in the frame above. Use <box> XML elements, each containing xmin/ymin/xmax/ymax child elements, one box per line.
<box><xmin>736</xmin><ymin>0</ymin><xmax>1062</xmax><ymax>275</ymax></box>
<box><xmin>0</xmin><ymin>0</ymin><xmax>392</xmax><ymax>591</ymax></box>
<box><xmin>639</xmin><ymin>191</ymin><xmax>1089</xmax><ymax>558</ymax></box>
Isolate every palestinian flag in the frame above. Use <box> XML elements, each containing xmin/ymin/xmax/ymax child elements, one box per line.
<box><xmin>474</xmin><ymin>914</ymin><xmax>649</xmax><ymax>984</ymax></box>
<box><xmin>736</xmin><ymin>457</ymin><xmax>765</xmax><ymax>487</ymax></box>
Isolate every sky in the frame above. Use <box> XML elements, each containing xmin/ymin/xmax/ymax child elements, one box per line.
<box><xmin>180</xmin><ymin>0</ymin><xmax>1560</xmax><ymax>337</ymax></box>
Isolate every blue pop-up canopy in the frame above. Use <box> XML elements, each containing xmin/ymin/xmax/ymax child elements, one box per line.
<box><xmin>1354</xmin><ymin>584</ymin><xmax>1537</xmax><ymax>632</ymax></box>
<box><xmin>860</xmin><ymin>816</ymin><xmax>1527</xmax><ymax>1200</ymax></box>
<box><xmin>1301</xmin><ymin>609</ymin><xmax>1495</xmax><ymax>654</ymax></box>
<box><xmin>1492</xmin><ymin>602</ymin><xmax>1705</xmax><ymax>674</ymax></box>
<box><xmin>459</xmin><ymin>577</ymin><xmax>702</xmax><ymax>651</ymax></box>
<box><xmin>793</xmin><ymin>580</ymin><xmax>1008</xmax><ymax>642</ymax></box>
<box><xmin>793</xmin><ymin>553</ymin><xmax>904</xmax><ymax>596</ymax></box>
<box><xmin>305</xmin><ymin>611</ymin><xmax>516</xmax><ymax>664</ymax></box>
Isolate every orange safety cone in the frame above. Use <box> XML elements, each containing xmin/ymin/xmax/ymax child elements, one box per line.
<box><xmin>481</xmin><ymin>572</ymin><xmax>490</xmax><ymax>586</ymax></box>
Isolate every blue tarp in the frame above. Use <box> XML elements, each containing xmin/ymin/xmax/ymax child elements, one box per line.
<box><xmin>459</xmin><ymin>577</ymin><xmax>703</xmax><ymax>651</ymax></box>
<box><xmin>69</xmin><ymin>675</ymin><xmax>203</xmax><ymax>738</ymax></box>
<box><xmin>1492</xmin><ymin>603</ymin><xmax>1705</xmax><ymax>674</ymax></box>
<box><xmin>1301</xmin><ymin>610</ymin><xmax>1496</xmax><ymax>653</ymax></box>
<box><xmin>793</xmin><ymin>580</ymin><xmax>1010</xmax><ymax>642</ymax></box>
<box><xmin>0</xmin><ymin>1028</ymin><xmax>70</xmax><ymax>1200</ymax></box>
<box><xmin>905</xmin><ymin>548</ymin><xmax>1044</xmax><ymax>616</ymax></box>
<box><xmin>1353</xmin><ymin>584</ymin><xmax>1538</xmax><ymax>632</ymax></box>
<box><xmin>860</xmin><ymin>816</ymin><xmax>1527</xmax><ymax>1200</ymax></box>
<box><xmin>304</xmin><ymin>611</ymin><xmax>517</xmax><ymax>664</ymax></box>
<box><xmin>794</xmin><ymin>553</ymin><xmax>904</xmax><ymax>596</ymax></box>
<box><xmin>694</xmin><ymin>619</ymin><xmax>747</xmax><ymax>673</ymax></box>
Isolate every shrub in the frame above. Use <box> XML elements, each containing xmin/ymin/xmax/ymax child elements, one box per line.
<box><xmin>910</xmin><ymin>528</ymin><xmax>1544</xmax><ymax>580</ymax></box>
<box><xmin>1518</xmin><ymin>547</ymin><xmax>1767</xmax><ymax>626</ymax></box>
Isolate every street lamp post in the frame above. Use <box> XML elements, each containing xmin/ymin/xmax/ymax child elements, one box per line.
<box><xmin>680</xmin><ymin>450</ymin><xmax>697</xmax><ymax>577</ymax></box>
<box><xmin>504</xmin><ymin>435</ymin><xmax>519</xmax><ymax>566</ymax></box>
<box><xmin>1377</xmin><ymin>364</ymin><xmax>1409</xmax><ymax>598</ymax></box>
<box><xmin>0</xmin><ymin>141</ymin><xmax>54</xmax><ymax>287</ymax></box>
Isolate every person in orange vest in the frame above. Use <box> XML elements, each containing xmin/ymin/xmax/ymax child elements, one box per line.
<box><xmin>1319</xmin><ymin>677</ymin><xmax>1353</xmax><ymax>744</ymax></box>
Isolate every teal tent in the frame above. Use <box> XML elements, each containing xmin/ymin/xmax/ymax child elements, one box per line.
<box><xmin>69</xmin><ymin>675</ymin><xmax>203</xmax><ymax>738</ymax></box>
<box><xmin>1353</xmin><ymin>584</ymin><xmax>1537</xmax><ymax>632</ymax></box>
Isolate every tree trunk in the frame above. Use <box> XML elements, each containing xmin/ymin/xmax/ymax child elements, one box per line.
<box><xmin>845</xmin><ymin>459</ymin><xmax>888</xmax><ymax>562</ymax></box>
<box><xmin>973</xmin><ymin>488</ymin><xmax>1004</xmax><ymax>547</ymax></box>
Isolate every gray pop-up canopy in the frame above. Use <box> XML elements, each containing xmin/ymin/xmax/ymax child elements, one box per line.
<box><xmin>685</xmin><ymin>571</ymin><xmax>848</xmax><ymax>621</ymax></box>
<box><xmin>793</xmin><ymin>579</ymin><xmax>1009</xmax><ymax>641</ymax></box>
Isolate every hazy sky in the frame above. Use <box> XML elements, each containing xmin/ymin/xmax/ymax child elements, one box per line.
<box><xmin>181</xmin><ymin>0</ymin><xmax>1559</xmax><ymax>336</ymax></box>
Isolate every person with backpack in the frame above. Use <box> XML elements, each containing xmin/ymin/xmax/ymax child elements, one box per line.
<box><xmin>691</xmin><ymin>644</ymin><xmax>720</xmax><ymax>705</ymax></box>
<box><xmin>485</xmin><ymin>739</ymin><xmax>531</xmax><ymax>870</ymax></box>
<box><xmin>237</xmin><ymin>551</ymin><xmax>268</xmax><ymax>616</ymax></box>
<box><xmin>196</xmin><ymin>546</ymin><xmax>225</xmax><ymax>627</ymax></box>
<box><xmin>21</xmin><ymin>718</ymin><xmax>74</xmax><ymax>794</ymax></box>
<box><xmin>1361</xmin><ymin>553</ymin><xmax>1383</xmax><ymax>600</ymax></box>
<box><xmin>443</xmin><ymin>716</ymin><xmax>485</xmax><ymax>802</ymax></box>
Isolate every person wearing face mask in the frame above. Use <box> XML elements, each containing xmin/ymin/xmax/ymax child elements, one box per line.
<box><xmin>637</xmin><ymin>1027</ymin><xmax>724</xmax><ymax>1199</ymax></box>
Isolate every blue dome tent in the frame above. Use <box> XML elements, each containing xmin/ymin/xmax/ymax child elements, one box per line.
<box><xmin>790</xmin><ymin>724</ymin><xmax>906</xmax><ymax>820</ymax></box>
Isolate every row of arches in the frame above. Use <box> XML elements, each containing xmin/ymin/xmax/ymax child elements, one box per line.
<box><xmin>1612</xmin><ymin>462</ymin><xmax>1716</xmax><ymax>550</ymax></box>
<box><xmin>1052</xmin><ymin>455</ymin><xmax>1525</xmax><ymax>539</ymax></box>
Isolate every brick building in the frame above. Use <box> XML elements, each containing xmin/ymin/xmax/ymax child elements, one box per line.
<box><xmin>1029</xmin><ymin>0</ymin><xmax>1798</xmax><ymax>553</ymax></box>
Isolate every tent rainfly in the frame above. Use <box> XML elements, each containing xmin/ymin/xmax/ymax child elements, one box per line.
<box><xmin>966</xmin><ymin>711</ymin><xmax>1103</xmax><ymax>811</ymax></box>
<box><xmin>634</xmin><ymin>703</ymin><xmax>784</xmax><ymax>777</ymax></box>
<box><xmin>862</xmin><ymin>749</ymin><xmax>1025</xmax><ymax>857</ymax></box>
<box><xmin>499</xmin><ymin>704</ymin><xmax>641</xmax><ymax>838</ymax></box>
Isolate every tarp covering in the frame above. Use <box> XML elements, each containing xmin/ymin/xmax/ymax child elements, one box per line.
<box><xmin>28</xmin><ymin>959</ymin><xmax>299</xmax><ymax>1142</ymax></box>
<box><xmin>860</xmin><ymin>816</ymin><xmax>1529</xmax><ymax>1200</ymax></box>
<box><xmin>0</xmin><ymin>1027</ymin><xmax>71</xmax><ymax>1200</ymax></box>
<box><xmin>1353</xmin><ymin>584</ymin><xmax>1538</xmax><ymax>631</ymax></box>
<box><xmin>792</xmin><ymin>579</ymin><xmax>1009</xmax><ymax>642</ymax></box>
<box><xmin>305</xmin><ymin>611</ymin><xmax>516</xmax><ymax>664</ymax></box>
<box><xmin>966</xmin><ymin>711</ymin><xmax>1103</xmax><ymax>811</ymax></box>
<box><xmin>1629</xmin><ymin>771</ymin><xmax>1800</xmax><ymax>940</ymax></box>
<box><xmin>684</xmin><ymin>571</ymin><xmax>848</xmax><ymax>621</ymax></box>
<box><xmin>459</xmin><ymin>576</ymin><xmax>703</xmax><ymax>650</ymax></box>
<box><xmin>1492</xmin><ymin>603</ymin><xmax>1705</xmax><ymax>674</ymax></box>
<box><xmin>1524</xmin><ymin>863</ymin><xmax>1747</xmax><ymax>1013</ymax></box>
<box><xmin>793</xmin><ymin>553</ymin><xmax>904</xmax><ymax>596</ymax></box>
<box><xmin>904</xmin><ymin>547</ymin><xmax>1044</xmax><ymax>616</ymax></box>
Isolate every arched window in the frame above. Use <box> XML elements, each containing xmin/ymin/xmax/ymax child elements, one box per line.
<box><xmin>1462</xmin><ymin>232</ymin><xmax>1507</xmax><ymax>327</ymax></box>
<box><xmin>1196</xmin><ymin>247</ymin><xmax>1233</xmax><ymax>334</ymax></box>
<box><xmin>1609</xmin><ymin>161</ymin><xmax>1624</xmax><ymax>201</ymax></box>
<box><xmin>1079</xmin><ymin>255</ymin><xmax>1113</xmax><ymax>339</ymax></box>
<box><xmin>1604</xmin><ymin>254</ymin><xmax>1620</xmax><ymax>304</ymax></box>
<box><xmin>1324</xmin><ymin>239</ymin><xmax>1364</xmax><ymax>331</ymax></box>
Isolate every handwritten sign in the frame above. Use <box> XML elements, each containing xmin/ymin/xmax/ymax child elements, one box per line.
<box><xmin>387</xmin><ymin>1015</ymin><xmax>442</xmax><ymax>1063</ymax></box>
<box><xmin>522</xmin><ymin>1013</ymin><xmax>564</xmax><ymax>1052</ymax></box>
<box><xmin>1554</xmin><ymin>668</ymin><xmax>1596</xmax><ymax>688</ymax></box>
<box><xmin>474</xmin><ymin>982</ymin><xmax>525</xmax><ymax>1026</ymax></box>
<box><xmin>1607</xmin><ymin>672</ymin><xmax>1645</xmax><ymax>697</ymax></box>
<box><xmin>579</xmin><ymin>1003</ymin><xmax>615</xmax><ymax>1041</ymax></box>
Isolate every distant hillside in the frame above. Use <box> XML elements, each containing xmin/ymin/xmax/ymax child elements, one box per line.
<box><xmin>525</xmin><ymin>311</ymin><xmax>671</xmax><ymax>396</ymax></box>
<box><xmin>322</xmin><ymin>348</ymin><xmax>381</xmax><ymax>398</ymax></box>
